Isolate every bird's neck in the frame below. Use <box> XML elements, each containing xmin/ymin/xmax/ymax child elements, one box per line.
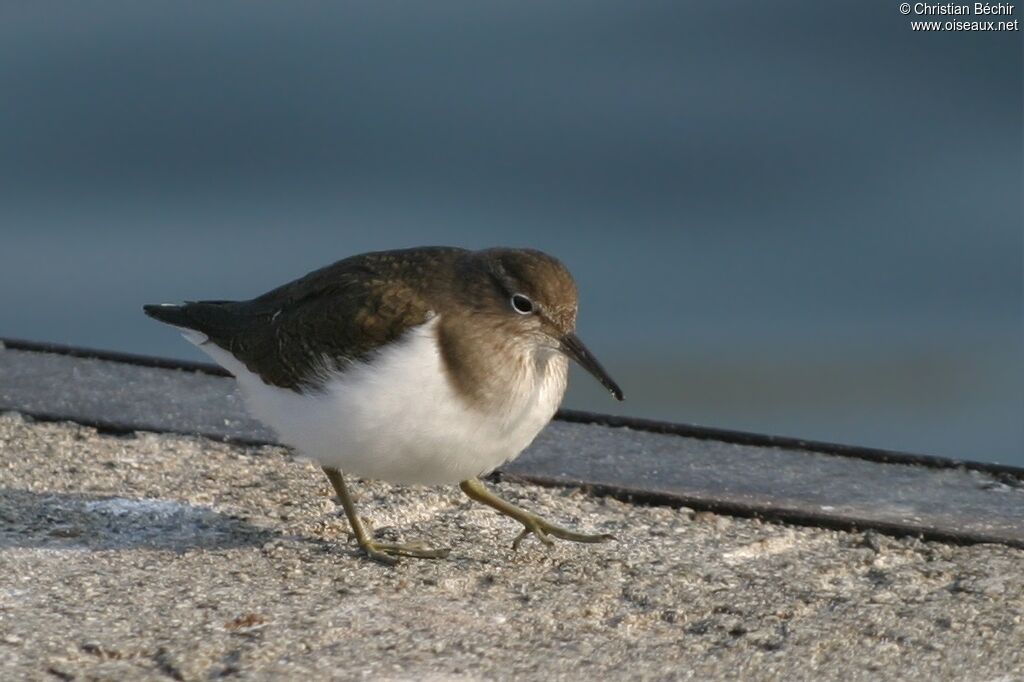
<box><xmin>435</xmin><ymin>315</ymin><xmax>566</xmax><ymax>413</ymax></box>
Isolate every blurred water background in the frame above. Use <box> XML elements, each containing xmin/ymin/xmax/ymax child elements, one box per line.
<box><xmin>1</xmin><ymin>2</ymin><xmax>1021</xmax><ymax>464</ymax></box>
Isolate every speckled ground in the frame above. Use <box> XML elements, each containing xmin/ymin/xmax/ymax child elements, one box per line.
<box><xmin>1</xmin><ymin>413</ymin><xmax>1022</xmax><ymax>681</ymax></box>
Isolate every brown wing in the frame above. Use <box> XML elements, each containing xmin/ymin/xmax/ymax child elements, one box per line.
<box><xmin>144</xmin><ymin>247</ymin><xmax>466</xmax><ymax>391</ymax></box>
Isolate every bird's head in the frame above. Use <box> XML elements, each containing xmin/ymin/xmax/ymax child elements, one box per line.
<box><xmin>459</xmin><ymin>248</ymin><xmax>623</xmax><ymax>401</ymax></box>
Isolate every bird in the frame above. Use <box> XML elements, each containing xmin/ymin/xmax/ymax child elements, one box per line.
<box><xmin>144</xmin><ymin>246</ymin><xmax>623</xmax><ymax>564</ymax></box>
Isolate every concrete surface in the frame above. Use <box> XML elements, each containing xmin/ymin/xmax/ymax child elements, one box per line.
<box><xmin>1</xmin><ymin>413</ymin><xmax>1023</xmax><ymax>681</ymax></box>
<box><xmin>4</xmin><ymin>346</ymin><xmax>1024</xmax><ymax>548</ymax></box>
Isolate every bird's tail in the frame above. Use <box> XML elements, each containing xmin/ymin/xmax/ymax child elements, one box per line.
<box><xmin>142</xmin><ymin>300</ymin><xmax>240</xmax><ymax>336</ymax></box>
<box><xmin>143</xmin><ymin>303</ymin><xmax>194</xmax><ymax>328</ymax></box>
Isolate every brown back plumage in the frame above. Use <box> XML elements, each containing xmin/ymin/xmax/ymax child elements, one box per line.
<box><xmin>144</xmin><ymin>247</ymin><xmax>466</xmax><ymax>389</ymax></box>
<box><xmin>143</xmin><ymin>246</ymin><xmax>580</xmax><ymax>395</ymax></box>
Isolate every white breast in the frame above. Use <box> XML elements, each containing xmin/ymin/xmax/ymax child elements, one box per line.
<box><xmin>189</xmin><ymin>317</ymin><xmax>567</xmax><ymax>485</ymax></box>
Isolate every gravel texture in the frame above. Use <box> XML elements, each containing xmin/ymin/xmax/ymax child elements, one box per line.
<box><xmin>1</xmin><ymin>413</ymin><xmax>1022</xmax><ymax>681</ymax></box>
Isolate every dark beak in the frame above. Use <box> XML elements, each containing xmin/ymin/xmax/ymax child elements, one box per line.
<box><xmin>560</xmin><ymin>332</ymin><xmax>624</xmax><ymax>401</ymax></box>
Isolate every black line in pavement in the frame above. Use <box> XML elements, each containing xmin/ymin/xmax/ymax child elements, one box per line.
<box><xmin>13</xmin><ymin>407</ymin><xmax>1020</xmax><ymax>551</ymax></box>
<box><xmin>5</xmin><ymin>336</ymin><xmax>1022</xmax><ymax>479</ymax></box>
<box><xmin>499</xmin><ymin>472</ymin><xmax>1024</xmax><ymax>551</ymax></box>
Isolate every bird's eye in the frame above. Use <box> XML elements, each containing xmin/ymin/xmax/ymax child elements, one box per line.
<box><xmin>510</xmin><ymin>294</ymin><xmax>534</xmax><ymax>315</ymax></box>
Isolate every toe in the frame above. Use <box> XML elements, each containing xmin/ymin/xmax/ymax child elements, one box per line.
<box><xmin>364</xmin><ymin>548</ymin><xmax>400</xmax><ymax>566</ymax></box>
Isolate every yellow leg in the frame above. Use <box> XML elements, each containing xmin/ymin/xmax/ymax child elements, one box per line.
<box><xmin>322</xmin><ymin>467</ymin><xmax>450</xmax><ymax>565</ymax></box>
<box><xmin>459</xmin><ymin>478</ymin><xmax>615</xmax><ymax>550</ymax></box>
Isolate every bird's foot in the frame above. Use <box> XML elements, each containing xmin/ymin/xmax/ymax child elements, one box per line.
<box><xmin>511</xmin><ymin>514</ymin><xmax>616</xmax><ymax>551</ymax></box>
<box><xmin>358</xmin><ymin>539</ymin><xmax>451</xmax><ymax>566</ymax></box>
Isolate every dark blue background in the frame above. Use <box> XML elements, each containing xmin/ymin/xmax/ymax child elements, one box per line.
<box><xmin>2</xmin><ymin>2</ymin><xmax>1021</xmax><ymax>462</ymax></box>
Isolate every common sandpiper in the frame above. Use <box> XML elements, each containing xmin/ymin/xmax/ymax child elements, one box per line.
<box><xmin>144</xmin><ymin>246</ymin><xmax>623</xmax><ymax>564</ymax></box>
